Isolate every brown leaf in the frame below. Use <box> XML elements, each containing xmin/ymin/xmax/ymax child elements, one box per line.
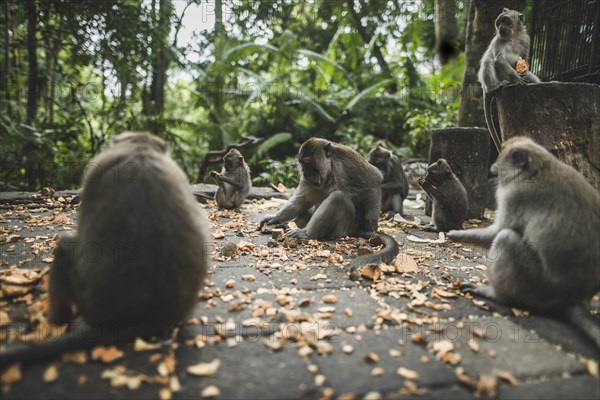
<box><xmin>321</xmin><ymin>294</ymin><xmax>337</xmax><ymax>303</ymax></box>
<box><xmin>0</xmin><ymin>363</ymin><xmax>21</xmax><ymax>385</ymax></box>
<box><xmin>270</xmin><ymin>183</ymin><xmax>287</xmax><ymax>193</ymax></box>
<box><xmin>201</xmin><ymin>385</ymin><xmax>221</xmax><ymax>398</ymax></box>
<box><xmin>359</xmin><ymin>264</ymin><xmax>382</xmax><ymax>281</ymax></box>
<box><xmin>187</xmin><ymin>359</ymin><xmax>221</xmax><ymax>377</ymax></box>
<box><xmin>433</xmin><ymin>287</ymin><xmax>457</xmax><ymax>299</ymax></box>
<box><xmin>43</xmin><ymin>364</ymin><xmax>59</xmax><ymax>383</ymax></box>
<box><xmin>393</xmin><ymin>254</ymin><xmax>419</xmax><ymax>273</ymax></box>
<box><xmin>91</xmin><ymin>346</ymin><xmax>124</xmax><ymax>364</ymax></box>
<box><xmin>364</xmin><ymin>352</ymin><xmax>380</xmax><ymax>363</ymax></box>
<box><xmin>397</xmin><ymin>367</ymin><xmax>420</xmax><ymax>381</ymax></box>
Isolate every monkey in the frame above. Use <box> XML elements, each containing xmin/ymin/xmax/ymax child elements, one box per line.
<box><xmin>418</xmin><ymin>158</ymin><xmax>468</xmax><ymax>232</ymax></box>
<box><xmin>448</xmin><ymin>137</ymin><xmax>600</xmax><ymax>349</ymax></box>
<box><xmin>258</xmin><ymin>138</ymin><xmax>399</xmax><ymax>277</ymax></box>
<box><xmin>367</xmin><ymin>146</ymin><xmax>409</xmax><ymax>217</ymax></box>
<box><xmin>0</xmin><ymin>132</ymin><xmax>210</xmax><ymax>370</ymax></box>
<box><xmin>210</xmin><ymin>148</ymin><xmax>251</xmax><ymax>209</ymax></box>
<box><xmin>479</xmin><ymin>8</ymin><xmax>541</xmax><ymax>151</ymax></box>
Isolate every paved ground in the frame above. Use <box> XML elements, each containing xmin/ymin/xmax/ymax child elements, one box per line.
<box><xmin>0</xmin><ymin>185</ymin><xmax>598</xmax><ymax>399</ymax></box>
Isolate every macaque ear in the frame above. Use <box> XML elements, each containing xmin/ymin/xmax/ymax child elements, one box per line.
<box><xmin>387</xmin><ymin>150</ymin><xmax>393</xmax><ymax>159</ymax></box>
<box><xmin>518</xmin><ymin>13</ymin><xmax>525</xmax><ymax>23</ymax></box>
<box><xmin>238</xmin><ymin>155</ymin><xmax>244</xmax><ymax>162</ymax></box>
<box><xmin>324</xmin><ymin>142</ymin><xmax>333</xmax><ymax>157</ymax></box>
<box><xmin>502</xmin><ymin>7</ymin><xmax>510</xmax><ymax>13</ymax></box>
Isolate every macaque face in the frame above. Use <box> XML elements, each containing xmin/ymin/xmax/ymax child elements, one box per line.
<box><xmin>297</xmin><ymin>139</ymin><xmax>332</xmax><ymax>187</ymax></box>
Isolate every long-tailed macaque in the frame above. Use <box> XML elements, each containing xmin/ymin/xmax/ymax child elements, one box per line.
<box><xmin>211</xmin><ymin>148</ymin><xmax>251</xmax><ymax>209</ymax></box>
<box><xmin>0</xmin><ymin>132</ymin><xmax>210</xmax><ymax>370</ymax></box>
<box><xmin>260</xmin><ymin>138</ymin><xmax>399</xmax><ymax>275</ymax></box>
<box><xmin>367</xmin><ymin>146</ymin><xmax>409</xmax><ymax>216</ymax></box>
<box><xmin>449</xmin><ymin>137</ymin><xmax>600</xmax><ymax>349</ymax></box>
<box><xmin>479</xmin><ymin>8</ymin><xmax>541</xmax><ymax>151</ymax></box>
<box><xmin>419</xmin><ymin>159</ymin><xmax>468</xmax><ymax>232</ymax></box>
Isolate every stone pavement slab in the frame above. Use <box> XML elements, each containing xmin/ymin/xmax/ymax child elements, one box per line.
<box><xmin>1</xmin><ymin>185</ymin><xmax>598</xmax><ymax>399</ymax></box>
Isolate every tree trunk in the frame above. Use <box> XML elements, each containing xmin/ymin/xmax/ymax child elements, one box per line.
<box><xmin>434</xmin><ymin>0</ymin><xmax>459</xmax><ymax>65</ymax></box>
<box><xmin>457</xmin><ymin>0</ymin><xmax>526</xmax><ymax>127</ymax></box>
<box><xmin>149</xmin><ymin>0</ymin><xmax>171</xmax><ymax>133</ymax></box>
<box><xmin>26</xmin><ymin>0</ymin><xmax>38</xmax><ymax>125</ymax></box>
<box><xmin>495</xmin><ymin>82</ymin><xmax>600</xmax><ymax>190</ymax></box>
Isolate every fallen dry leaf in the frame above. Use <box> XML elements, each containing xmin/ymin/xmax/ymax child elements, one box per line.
<box><xmin>364</xmin><ymin>352</ymin><xmax>380</xmax><ymax>363</ymax></box>
<box><xmin>359</xmin><ymin>264</ymin><xmax>382</xmax><ymax>281</ymax></box>
<box><xmin>393</xmin><ymin>254</ymin><xmax>419</xmax><ymax>273</ymax></box>
<box><xmin>134</xmin><ymin>338</ymin><xmax>162</xmax><ymax>352</ymax></box>
<box><xmin>201</xmin><ymin>385</ymin><xmax>221</xmax><ymax>398</ymax></box>
<box><xmin>586</xmin><ymin>359</ymin><xmax>599</xmax><ymax>377</ymax></box>
<box><xmin>187</xmin><ymin>359</ymin><xmax>221</xmax><ymax>377</ymax></box>
<box><xmin>91</xmin><ymin>346</ymin><xmax>124</xmax><ymax>364</ymax></box>
<box><xmin>397</xmin><ymin>367</ymin><xmax>420</xmax><ymax>381</ymax></box>
<box><xmin>0</xmin><ymin>363</ymin><xmax>21</xmax><ymax>385</ymax></box>
<box><xmin>43</xmin><ymin>364</ymin><xmax>59</xmax><ymax>383</ymax></box>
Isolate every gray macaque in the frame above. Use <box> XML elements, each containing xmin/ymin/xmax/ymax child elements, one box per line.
<box><xmin>479</xmin><ymin>8</ymin><xmax>541</xmax><ymax>151</ymax></box>
<box><xmin>260</xmin><ymin>137</ymin><xmax>383</xmax><ymax>240</ymax></box>
<box><xmin>367</xmin><ymin>146</ymin><xmax>409</xmax><ymax>216</ymax></box>
<box><xmin>419</xmin><ymin>159</ymin><xmax>468</xmax><ymax>232</ymax></box>
<box><xmin>449</xmin><ymin>137</ymin><xmax>600</xmax><ymax>349</ymax></box>
<box><xmin>211</xmin><ymin>148</ymin><xmax>251</xmax><ymax>209</ymax></box>
<box><xmin>0</xmin><ymin>132</ymin><xmax>210</xmax><ymax>370</ymax></box>
<box><xmin>260</xmin><ymin>137</ymin><xmax>399</xmax><ymax>277</ymax></box>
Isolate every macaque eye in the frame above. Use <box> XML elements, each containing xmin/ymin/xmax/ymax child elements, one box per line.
<box><xmin>300</xmin><ymin>156</ymin><xmax>312</xmax><ymax>165</ymax></box>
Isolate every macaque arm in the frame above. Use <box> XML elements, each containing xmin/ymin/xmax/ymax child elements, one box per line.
<box><xmin>381</xmin><ymin>181</ymin><xmax>405</xmax><ymax>192</ymax></box>
<box><xmin>265</xmin><ymin>189</ymin><xmax>312</xmax><ymax>226</ymax></box>
<box><xmin>448</xmin><ymin>225</ymin><xmax>500</xmax><ymax>246</ymax></box>
<box><xmin>48</xmin><ymin>234</ymin><xmax>78</xmax><ymax>324</ymax></box>
<box><xmin>214</xmin><ymin>174</ymin><xmax>244</xmax><ymax>190</ymax></box>
<box><xmin>495</xmin><ymin>56</ymin><xmax>525</xmax><ymax>84</ymax></box>
<box><xmin>420</xmin><ymin>180</ymin><xmax>451</xmax><ymax>204</ymax></box>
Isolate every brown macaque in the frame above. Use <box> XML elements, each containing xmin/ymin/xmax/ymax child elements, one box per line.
<box><xmin>0</xmin><ymin>132</ymin><xmax>210</xmax><ymax>370</ymax></box>
<box><xmin>367</xmin><ymin>146</ymin><xmax>409</xmax><ymax>216</ymax></box>
<box><xmin>211</xmin><ymin>148</ymin><xmax>251</xmax><ymax>209</ymax></box>
<box><xmin>449</xmin><ymin>137</ymin><xmax>600</xmax><ymax>349</ymax></box>
<box><xmin>419</xmin><ymin>159</ymin><xmax>468</xmax><ymax>232</ymax></box>
<box><xmin>479</xmin><ymin>8</ymin><xmax>541</xmax><ymax>151</ymax></box>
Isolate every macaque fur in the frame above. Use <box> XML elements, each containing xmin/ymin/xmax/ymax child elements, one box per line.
<box><xmin>260</xmin><ymin>138</ymin><xmax>399</xmax><ymax>273</ymax></box>
<box><xmin>211</xmin><ymin>148</ymin><xmax>251</xmax><ymax>209</ymax></box>
<box><xmin>449</xmin><ymin>137</ymin><xmax>600</xmax><ymax>348</ymax></box>
<box><xmin>479</xmin><ymin>8</ymin><xmax>540</xmax><ymax>151</ymax></box>
<box><xmin>367</xmin><ymin>146</ymin><xmax>409</xmax><ymax>216</ymax></box>
<box><xmin>419</xmin><ymin>159</ymin><xmax>468</xmax><ymax>232</ymax></box>
<box><xmin>0</xmin><ymin>132</ymin><xmax>210</xmax><ymax>370</ymax></box>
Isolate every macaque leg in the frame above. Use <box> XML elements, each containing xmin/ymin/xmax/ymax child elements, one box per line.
<box><xmin>465</xmin><ymin>228</ymin><xmax>546</xmax><ymax>309</ymax></box>
<box><xmin>48</xmin><ymin>234</ymin><xmax>78</xmax><ymax>325</ymax></box>
<box><xmin>305</xmin><ymin>190</ymin><xmax>355</xmax><ymax>240</ymax></box>
<box><xmin>295</xmin><ymin>209</ymin><xmax>314</xmax><ymax>229</ymax></box>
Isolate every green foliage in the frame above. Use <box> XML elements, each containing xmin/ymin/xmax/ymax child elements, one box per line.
<box><xmin>1</xmin><ymin>0</ymin><xmax>464</xmax><ymax>190</ymax></box>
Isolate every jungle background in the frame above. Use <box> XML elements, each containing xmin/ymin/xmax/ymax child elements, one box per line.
<box><xmin>0</xmin><ymin>0</ymin><xmax>529</xmax><ymax>191</ymax></box>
